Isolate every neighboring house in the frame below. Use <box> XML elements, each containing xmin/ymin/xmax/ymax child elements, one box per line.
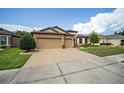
<box><xmin>76</xmin><ymin>34</ymin><xmax>90</xmax><ymax>45</ymax></box>
<box><xmin>76</xmin><ymin>34</ymin><xmax>124</xmax><ymax>46</ymax></box>
<box><xmin>32</xmin><ymin>26</ymin><xmax>76</xmax><ymax>49</ymax></box>
<box><xmin>0</xmin><ymin>28</ymin><xmax>20</xmax><ymax>47</ymax></box>
<box><xmin>99</xmin><ymin>35</ymin><xmax>124</xmax><ymax>46</ymax></box>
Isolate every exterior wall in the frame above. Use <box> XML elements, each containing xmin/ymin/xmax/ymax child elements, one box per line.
<box><xmin>77</xmin><ymin>38</ymin><xmax>85</xmax><ymax>45</ymax></box>
<box><xmin>106</xmin><ymin>39</ymin><xmax>121</xmax><ymax>46</ymax></box>
<box><xmin>76</xmin><ymin>38</ymin><xmax>90</xmax><ymax>45</ymax></box>
<box><xmin>53</xmin><ymin>28</ymin><xmax>67</xmax><ymax>34</ymax></box>
<box><xmin>99</xmin><ymin>38</ymin><xmax>103</xmax><ymax>43</ymax></box>
<box><xmin>68</xmin><ymin>32</ymin><xmax>77</xmax><ymax>35</ymax></box>
<box><xmin>94</xmin><ymin>38</ymin><xmax>121</xmax><ymax>46</ymax></box>
<box><xmin>41</xmin><ymin>29</ymin><xmax>57</xmax><ymax>33</ymax></box>
<box><xmin>98</xmin><ymin>38</ymin><xmax>104</xmax><ymax>44</ymax></box>
<box><xmin>76</xmin><ymin>38</ymin><xmax>80</xmax><ymax>45</ymax></box>
<box><xmin>87</xmin><ymin>38</ymin><xmax>90</xmax><ymax>44</ymax></box>
<box><xmin>12</xmin><ymin>37</ymin><xmax>20</xmax><ymax>47</ymax></box>
<box><xmin>99</xmin><ymin>38</ymin><xmax>121</xmax><ymax>46</ymax></box>
<box><xmin>33</xmin><ymin>34</ymin><xmax>74</xmax><ymax>48</ymax></box>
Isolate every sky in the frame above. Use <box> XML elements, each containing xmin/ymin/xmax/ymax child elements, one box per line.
<box><xmin>0</xmin><ymin>8</ymin><xmax>124</xmax><ymax>34</ymax></box>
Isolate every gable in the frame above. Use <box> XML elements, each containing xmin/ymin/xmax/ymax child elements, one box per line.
<box><xmin>41</xmin><ymin>29</ymin><xmax>58</xmax><ymax>34</ymax></box>
<box><xmin>52</xmin><ymin>27</ymin><xmax>67</xmax><ymax>34</ymax></box>
<box><xmin>38</xmin><ymin>26</ymin><xmax>69</xmax><ymax>35</ymax></box>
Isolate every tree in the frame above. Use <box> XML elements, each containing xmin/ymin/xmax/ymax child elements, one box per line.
<box><xmin>19</xmin><ymin>34</ymin><xmax>36</xmax><ymax>51</ymax></box>
<box><xmin>15</xmin><ymin>30</ymin><xmax>31</xmax><ymax>37</ymax></box>
<box><xmin>114</xmin><ymin>31</ymin><xmax>118</xmax><ymax>35</ymax></box>
<box><xmin>114</xmin><ymin>30</ymin><xmax>124</xmax><ymax>35</ymax></box>
<box><xmin>89</xmin><ymin>31</ymin><xmax>99</xmax><ymax>45</ymax></box>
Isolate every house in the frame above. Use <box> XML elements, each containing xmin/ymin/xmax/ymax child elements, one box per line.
<box><xmin>66</xmin><ymin>30</ymin><xmax>78</xmax><ymax>35</ymax></box>
<box><xmin>76</xmin><ymin>34</ymin><xmax>124</xmax><ymax>46</ymax></box>
<box><xmin>76</xmin><ymin>34</ymin><xmax>90</xmax><ymax>45</ymax></box>
<box><xmin>99</xmin><ymin>35</ymin><xmax>124</xmax><ymax>46</ymax></box>
<box><xmin>0</xmin><ymin>28</ymin><xmax>20</xmax><ymax>47</ymax></box>
<box><xmin>32</xmin><ymin>26</ymin><xmax>76</xmax><ymax>49</ymax></box>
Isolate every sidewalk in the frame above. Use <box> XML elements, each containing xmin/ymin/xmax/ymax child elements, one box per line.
<box><xmin>102</xmin><ymin>54</ymin><xmax>124</xmax><ymax>62</ymax></box>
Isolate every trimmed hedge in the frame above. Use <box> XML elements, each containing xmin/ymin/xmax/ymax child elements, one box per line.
<box><xmin>80</xmin><ymin>44</ymin><xmax>99</xmax><ymax>47</ymax></box>
<box><xmin>100</xmin><ymin>43</ymin><xmax>112</xmax><ymax>45</ymax></box>
<box><xmin>121</xmin><ymin>43</ymin><xmax>124</xmax><ymax>45</ymax></box>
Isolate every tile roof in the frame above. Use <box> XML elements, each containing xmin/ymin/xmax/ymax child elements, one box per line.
<box><xmin>104</xmin><ymin>35</ymin><xmax>124</xmax><ymax>39</ymax></box>
<box><xmin>66</xmin><ymin>30</ymin><xmax>78</xmax><ymax>33</ymax></box>
<box><xmin>0</xmin><ymin>27</ymin><xmax>19</xmax><ymax>37</ymax></box>
<box><xmin>32</xmin><ymin>26</ymin><xmax>74</xmax><ymax>36</ymax></box>
<box><xmin>76</xmin><ymin>34</ymin><xmax>89</xmax><ymax>38</ymax></box>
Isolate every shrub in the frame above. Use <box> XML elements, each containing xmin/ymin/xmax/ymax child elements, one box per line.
<box><xmin>121</xmin><ymin>42</ymin><xmax>124</xmax><ymax>45</ymax></box>
<box><xmin>100</xmin><ymin>43</ymin><xmax>112</xmax><ymax>46</ymax></box>
<box><xmin>62</xmin><ymin>44</ymin><xmax>65</xmax><ymax>49</ymax></box>
<box><xmin>0</xmin><ymin>45</ymin><xmax>7</xmax><ymax>49</ymax></box>
<box><xmin>81</xmin><ymin>44</ymin><xmax>99</xmax><ymax>47</ymax></box>
<box><xmin>82</xmin><ymin>44</ymin><xmax>91</xmax><ymax>47</ymax></box>
<box><xmin>19</xmin><ymin>34</ymin><xmax>36</xmax><ymax>51</ymax></box>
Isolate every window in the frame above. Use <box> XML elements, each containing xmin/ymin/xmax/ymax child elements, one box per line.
<box><xmin>79</xmin><ymin>38</ymin><xmax>82</xmax><ymax>44</ymax></box>
<box><xmin>0</xmin><ymin>36</ymin><xmax>7</xmax><ymax>45</ymax></box>
<box><xmin>121</xmin><ymin>40</ymin><xmax>124</xmax><ymax>45</ymax></box>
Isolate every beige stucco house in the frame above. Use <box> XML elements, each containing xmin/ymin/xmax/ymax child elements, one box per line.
<box><xmin>76</xmin><ymin>34</ymin><xmax>124</xmax><ymax>46</ymax></box>
<box><xmin>32</xmin><ymin>26</ymin><xmax>77</xmax><ymax>49</ymax></box>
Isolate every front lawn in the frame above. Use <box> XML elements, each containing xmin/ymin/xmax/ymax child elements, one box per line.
<box><xmin>80</xmin><ymin>46</ymin><xmax>124</xmax><ymax>57</ymax></box>
<box><xmin>0</xmin><ymin>48</ymin><xmax>31</xmax><ymax>70</ymax></box>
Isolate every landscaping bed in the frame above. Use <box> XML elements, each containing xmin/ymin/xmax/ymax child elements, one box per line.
<box><xmin>0</xmin><ymin>48</ymin><xmax>31</xmax><ymax>70</ymax></box>
<box><xmin>80</xmin><ymin>46</ymin><xmax>124</xmax><ymax>57</ymax></box>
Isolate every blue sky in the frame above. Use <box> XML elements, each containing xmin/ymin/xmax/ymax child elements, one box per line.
<box><xmin>0</xmin><ymin>8</ymin><xmax>114</xmax><ymax>30</ymax></box>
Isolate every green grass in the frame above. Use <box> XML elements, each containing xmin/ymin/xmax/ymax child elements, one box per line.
<box><xmin>80</xmin><ymin>46</ymin><xmax>124</xmax><ymax>57</ymax></box>
<box><xmin>0</xmin><ymin>48</ymin><xmax>31</xmax><ymax>70</ymax></box>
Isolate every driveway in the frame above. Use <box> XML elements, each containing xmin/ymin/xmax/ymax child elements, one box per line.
<box><xmin>0</xmin><ymin>48</ymin><xmax>124</xmax><ymax>84</ymax></box>
<box><xmin>24</xmin><ymin>48</ymin><xmax>115</xmax><ymax>67</ymax></box>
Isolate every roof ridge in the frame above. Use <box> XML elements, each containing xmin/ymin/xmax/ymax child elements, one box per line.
<box><xmin>52</xmin><ymin>26</ymin><xmax>70</xmax><ymax>34</ymax></box>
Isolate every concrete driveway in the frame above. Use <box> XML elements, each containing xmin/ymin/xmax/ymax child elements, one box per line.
<box><xmin>24</xmin><ymin>48</ymin><xmax>115</xmax><ymax>67</ymax></box>
<box><xmin>1</xmin><ymin>48</ymin><xmax>124</xmax><ymax>84</ymax></box>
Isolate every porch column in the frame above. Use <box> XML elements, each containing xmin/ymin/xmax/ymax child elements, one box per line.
<box><xmin>7</xmin><ymin>36</ymin><xmax>9</xmax><ymax>46</ymax></box>
<box><xmin>72</xmin><ymin>38</ymin><xmax>75</xmax><ymax>47</ymax></box>
<box><xmin>61</xmin><ymin>35</ymin><xmax>65</xmax><ymax>48</ymax></box>
<box><xmin>82</xmin><ymin>38</ymin><xmax>85</xmax><ymax>44</ymax></box>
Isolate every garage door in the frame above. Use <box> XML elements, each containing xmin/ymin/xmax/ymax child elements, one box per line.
<box><xmin>37</xmin><ymin>38</ymin><xmax>61</xmax><ymax>49</ymax></box>
<box><xmin>65</xmin><ymin>38</ymin><xmax>73</xmax><ymax>48</ymax></box>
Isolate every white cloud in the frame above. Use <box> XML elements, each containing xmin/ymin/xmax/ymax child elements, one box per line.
<box><xmin>0</xmin><ymin>24</ymin><xmax>42</xmax><ymax>32</ymax></box>
<box><xmin>33</xmin><ymin>27</ymin><xmax>43</xmax><ymax>30</ymax></box>
<box><xmin>73</xmin><ymin>8</ymin><xmax>124</xmax><ymax>35</ymax></box>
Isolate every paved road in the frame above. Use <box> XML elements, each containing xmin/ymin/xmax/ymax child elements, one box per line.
<box><xmin>0</xmin><ymin>48</ymin><xmax>124</xmax><ymax>84</ymax></box>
